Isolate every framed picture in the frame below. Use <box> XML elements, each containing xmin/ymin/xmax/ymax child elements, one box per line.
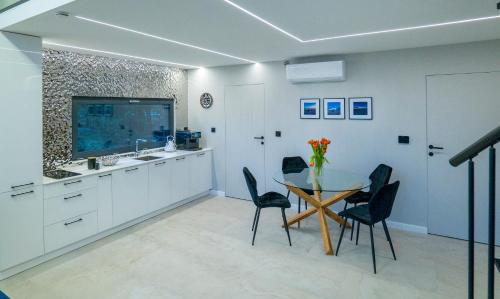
<box><xmin>349</xmin><ymin>97</ymin><xmax>373</xmax><ymax>120</ymax></box>
<box><xmin>300</xmin><ymin>98</ymin><xmax>320</xmax><ymax>119</ymax></box>
<box><xmin>323</xmin><ymin>98</ymin><xmax>345</xmax><ymax>119</ymax></box>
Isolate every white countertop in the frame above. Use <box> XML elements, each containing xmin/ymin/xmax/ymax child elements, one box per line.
<box><xmin>43</xmin><ymin>148</ymin><xmax>213</xmax><ymax>185</ymax></box>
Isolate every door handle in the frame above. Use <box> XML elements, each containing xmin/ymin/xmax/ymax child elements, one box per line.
<box><xmin>429</xmin><ymin>145</ymin><xmax>444</xmax><ymax>150</ymax></box>
<box><xmin>254</xmin><ymin>136</ymin><xmax>264</xmax><ymax>140</ymax></box>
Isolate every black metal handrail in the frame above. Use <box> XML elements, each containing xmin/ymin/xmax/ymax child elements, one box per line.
<box><xmin>449</xmin><ymin>125</ymin><xmax>500</xmax><ymax>167</ymax></box>
<box><xmin>449</xmin><ymin>124</ymin><xmax>499</xmax><ymax>299</ymax></box>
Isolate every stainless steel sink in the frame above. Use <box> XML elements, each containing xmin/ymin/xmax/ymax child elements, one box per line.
<box><xmin>134</xmin><ymin>155</ymin><xmax>162</xmax><ymax>161</ymax></box>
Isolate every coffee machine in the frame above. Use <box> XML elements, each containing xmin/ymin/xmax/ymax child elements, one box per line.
<box><xmin>175</xmin><ymin>128</ymin><xmax>202</xmax><ymax>151</ymax></box>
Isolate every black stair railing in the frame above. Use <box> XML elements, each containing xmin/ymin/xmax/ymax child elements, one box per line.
<box><xmin>450</xmin><ymin>125</ymin><xmax>500</xmax><ymax>299</ymax></box>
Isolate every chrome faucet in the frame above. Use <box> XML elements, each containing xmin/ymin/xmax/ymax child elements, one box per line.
<box><xmin>135</xmin><ymin>139</ymin><xmax>147</xmax><ymax>157</ymax></box>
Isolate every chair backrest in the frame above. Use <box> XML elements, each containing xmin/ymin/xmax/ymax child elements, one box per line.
<box><xmin>242</xmin><ymin>167</ymin><xmax>260</xmax><ymax>206</ymax></box>
<box><xmin>368</xmin><ymin>164</ymin><xmax>393</xmax><ymax>194</ymax></box>
<box><xmin>282</xmin><ymin>156</ymin><xmax>308</xmax><ymax>174</ymax></box>
<box><xmin>368</xmin><ymin>181</ymin><xmax>400</xmax><ymax>223</ymax></box>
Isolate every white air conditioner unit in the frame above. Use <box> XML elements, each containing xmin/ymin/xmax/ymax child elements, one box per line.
<box><xmin>285</xmin><ymin>60</ymin><xmax>346</xmax><ymax>84</ymax></box>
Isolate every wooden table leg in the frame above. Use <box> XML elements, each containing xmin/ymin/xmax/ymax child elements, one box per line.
<box><xmin>324</xmin><ymin>208</ymin><xmax>351</xmax><ymax>228</ymax></box>
<box><xmin>284</xmin><ymin>184</ymin><xmax>361</xmax><ymax>255</ymax></box>
<box><xmin>286</xmin><ymin>206</ymin><xmax>318</xmax><ymax>227</ymax></box>
<box><xmin>315</xmin><ymin>191</ymin><xmax>333</xmax><ymax>255</ymax></box>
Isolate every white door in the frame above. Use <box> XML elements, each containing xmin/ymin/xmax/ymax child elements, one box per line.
<box><xmin>148</xmin><ymin>159</ymin><xmax>173</xmax><ymax>212</ymax></box>
<box><xmin>188</xmin><ymin>152</ymin><xmax>212</xmax><ymax>196</ymax></box>
<box><xmin>171</xmin><ymin>156</ymin><xmax>189</xmax><ymax>202</ymax></box>
<box><xmin>112</xmin><ymin>165</ymin><xmax>148</xmax><ymax>225</ymax></box>
<box><xmin>427</xmin><ymin>72</ymin><xmax>500</xmax><ymax>244</ymax></box>
<box><xmin>225</xmin><ymin>84</ymin><xmax>266</xmax><ymax>200</ymax></box>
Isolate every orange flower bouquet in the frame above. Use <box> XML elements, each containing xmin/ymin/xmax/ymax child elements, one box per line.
<box><xmin>308</xmin><ymin>138</ymin><xmax>331</xmax><ymax>175</ymax></box>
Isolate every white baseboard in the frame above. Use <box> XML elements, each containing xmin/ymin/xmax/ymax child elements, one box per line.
<box><xmin>288</xmin><ymin>203</ymin><xmax>427</xmax><ymax>234</ymax></box>
<box><xmin>385</xmin><ymin>220</ymin><xmax>428</xmax><ymax>234</ymax></box>
<box><xmin>209</xmin><ymin>190</ymin><xmax>225</xmax><ymax>197</ymax></box>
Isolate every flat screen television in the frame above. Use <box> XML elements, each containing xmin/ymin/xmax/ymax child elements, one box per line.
<box><xmin>72</xmin><ymin>96</ymin><xmax>174</xmax><ymax>160</ymax></box>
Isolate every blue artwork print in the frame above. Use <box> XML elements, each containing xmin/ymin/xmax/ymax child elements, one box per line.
<box><xmin>353</xmin><ymin>101</ymin><xmax>368</xmax><ymax>115</ymax></box>
<box><xmin>327</xmin><ymin>102</ymin><xmax>341</xmax><ymax>115</ymax></box>
<box><xmin>303</xmin><ymin>102</ymin><xmax>317</xmax><ymax>115</ymax></box>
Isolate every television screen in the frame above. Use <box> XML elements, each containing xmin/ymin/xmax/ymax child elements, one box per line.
<box><xmin>72</xmin><ymin>97</ymin><xmax>174</xmax><ymax>159</ymax></box>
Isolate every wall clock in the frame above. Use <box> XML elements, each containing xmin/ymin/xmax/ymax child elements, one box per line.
<box><xmin>200</xmin><ymin>92</ymin><xmax>213</xmax><ymax>109</ymax></box>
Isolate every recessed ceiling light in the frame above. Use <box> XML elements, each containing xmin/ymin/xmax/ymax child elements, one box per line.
<box><xmin>223</xmin><ymin>0</ymin><xmax>303</xmax><ymax>42</ymax></box>
<box><xmin>44</xmin><ymin>42</ymin><xmax>201</xmax><ymax>69</ymax></box>
<box><xmin>74</xmin><ymin>15</ymin><xmax>258</xmax><ymax>64</ymax></box>
<box><xmin>224</xmin><ymin>0</ymin><xmax>500</xmax><ymax>43</ymax></box>
<box><xmin>304</xmin><ymin>15</ymin><xmax>500</xmax><ymax>42</ymax></box>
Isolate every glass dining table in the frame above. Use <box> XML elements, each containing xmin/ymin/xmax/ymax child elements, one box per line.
<box><xmin>273</xmin><ymin>167</ymin><xmax>370</xmax><ymax>255</ymax></box>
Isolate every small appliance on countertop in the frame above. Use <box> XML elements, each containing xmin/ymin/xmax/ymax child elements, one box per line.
<box><xmin>175</xmin><ymin>128</ymin><xmax>202</xmax><ymax>151</ymax></box>
<box><xmin>44</xmin><ymin>169</ymin><xmax>81</xmax><ymax>180</ymax></box>
<box><xmin>164</xmin><ymin>135</ymin><xmax>177</xmax><ymax>152</ymax></box>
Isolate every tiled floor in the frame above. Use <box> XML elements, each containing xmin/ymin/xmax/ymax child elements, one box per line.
<box><xmin>0</xmin><ymin>196</ymin><xmax>498</xmax><ymax>298</ymax></box>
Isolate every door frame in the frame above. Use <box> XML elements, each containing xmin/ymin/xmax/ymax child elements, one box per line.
<box><xmin>425</xmin><ymin>70</ymin><xmax>500</xmax><ymax>239</ymax></box>
<box><xmin>224</xmin><ymin>83</ymin><xmax>267</xmax><ymax>200</ymax></box>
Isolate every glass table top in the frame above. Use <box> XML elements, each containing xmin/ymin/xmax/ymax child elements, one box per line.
<box><xmin>273</xmin><ymin>167</ymin><xmax>370</xmax><ymax>192</ymax></box>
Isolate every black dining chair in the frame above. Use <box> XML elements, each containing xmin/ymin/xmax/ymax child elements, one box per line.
<box><xmin>243</xmin><ymin>167</ymin><xmax>292</xmax><ymax>246</ymax></box>
<box><xmin>336</xmin><ymin>181</ymin><xmax>400</xmax><ymax>274</ymax></box>
<box><xmin>341</xmin><ymin>164</ymin><xmax>393</xmax><ymax>240</ymax></box>
<box><xmin>282</xmin><ymin>156</ymin><xmax>314</xmax><ymax>228</ymax></box>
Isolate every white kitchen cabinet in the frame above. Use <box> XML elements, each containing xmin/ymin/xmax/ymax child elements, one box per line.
<box><xmin>148</xmin><ymin>159</ymin><xmax>173</xmax><ymax>213</ymax></box>
<box><xmin>171</xmin><ymin>156</ymin><xmax>189</xmax><ymax>202</ymax></box>
<box><xmin>0</xmin><ymin>33</ymin><xmax>43</xmax><ymax>193</ymax></box>
<box><xmin>188</xmin><ymin>152</ymin><xmax>213</xmax><ymax>197</ymax></box>
<box><xmin>0</xmin><ymin>187</ymin><xmax>44</xmax><ymax>270</ymax></box>
<box><xmin>112</xmin><ymin>165</ymin><xmax>148</xmax><ymax>226</ymax></box>
<box><xmin>44</xmin><ymin>211</ymin><xmax>98</xmax><ymax>253</ymax></box>
<box><xmin>97</xmin><ymin>173</ymin><xmax>113</xmax><ymax>232</ymax></box>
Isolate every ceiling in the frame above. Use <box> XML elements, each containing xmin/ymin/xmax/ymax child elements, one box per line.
<box><xmin>5</xmin><ymin>0</ymin><xmax>500</xmax><ymax>68</ymax></box>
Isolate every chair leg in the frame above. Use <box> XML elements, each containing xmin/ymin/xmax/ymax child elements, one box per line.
<box><xmin>382</xmin><ymin>220</ymin><xmax>397</xmax><ymax>260</ymax></box>
<box><xmin>356</xmin><ymin>221</ymin><xmax>360</xmax><ymax>245</ymax></box>
<box><xmin>350</xmin><ymin>203</ymin><xmax>357</xmax><ymax>240</ymax></box>
<box><xmin>305</xmin><ymin>200</ymin><xmax>308</xmax><ymax>210</ymax></box>
<box><xmin>281</xmin><ymin>208</ymin><xmax>292</xmax><ymax>246</ymax></box>
<box><xmin>297</xmin><ymin>197</ymin><xmax>301</xmax><ymax>229</ymax></box>
<box><xmin>251</xmin><ymin>207</ymin><xmax>258</xmax><ymax>231</ymax></box>
<box><xmin>369</xmin><ymin>225</ymin><xmax>377</xmax><ymax>274</ymax></box>
<box><xmin>252</xmin><ymin>208</ymin><xmax>261</xmax><ymax>246</ymax></box>
<box><xmin>340</xmin><ymin>201</ymin><xmax>348</xmax><ymax>227</ymax></box>
<box><xmin>335</xmin><ymin>218</ymin><xmax>348</xmax><ymax>256</ymax></box>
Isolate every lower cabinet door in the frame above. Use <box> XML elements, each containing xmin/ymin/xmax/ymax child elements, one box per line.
<box><xmin>0</xmin><ymin>187</ymin><xmax>44</xmax><ymax>270</ymax></box>
<box><xmin>148</xmin><ymin>159</ymin><xmax>173</xmax><ymax>212</ymax></box>
<box><xmin>44</xmin><ymin>211</ymin><xmax>98</xmax><ymax>253</ymax></box>
<box><xmin>188</xmin><ymin>152</ymin><xmax>213</xmax><ymax>197</ymax></box>
<box><xmin>97</xmin><ymin>173</ymin><xmax>113</xmax><ymax>232</ymax></box>
<box><xmin>112</xmin><ymin>165</ymin><xmax>148</xmax><ymax>226</ymax></box>
<box><xmin>171</xmin><ymin>156</ymin><xmax>189</xmax><ymax>203</ymax></box>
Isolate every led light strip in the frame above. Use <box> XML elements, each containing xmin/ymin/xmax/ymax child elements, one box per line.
<box><xmin>224</xmin><ymin>0</ymin><xmax>500</xmax><ymax>43</ymax></box>
<box><xmin>44</xmin><ymin>42</ymin><xmax>201</xmax><ymax>68</ymax></box>
<box><xmin>74</xmin><ymin>15</ymin><xmax>258</xmax><ymax>64</ymax></box>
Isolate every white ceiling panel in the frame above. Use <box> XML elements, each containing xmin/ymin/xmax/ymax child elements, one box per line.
<box><xmin>5</xmin><ymin>0</ymin><xmax>500</xmax><ymax>68</ymax></box>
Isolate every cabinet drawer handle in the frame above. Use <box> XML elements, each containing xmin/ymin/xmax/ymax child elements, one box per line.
<box><xmin>197</xmin><ymin>153</ymin><xmax>206</xmax><ymax>156</ymax></box>
<box><xmin>176</xmin><ymin>157</ymin><xmax>186</xmax><ymax>161</ymax></box>
<box><xmin>64</xmin><ymin>180</ymin><xmax>82</xmax><ymax>186</ymax></box>
<box><xmin>154</xmin><ymin>161</ymin><xmax>166</xmax><ymax>166</ymax></box>
<box><xmin>11</xmin><ymin>182</ymin><xmax>34</xmax><ymax>189</ymax></box>
<box><xmin>64</xmin><ymin>193</ymin><xmax>83</xmax><ymax>200</ymax></box>
<box><xmin>99</xmin><ymin>173</ymin><xmax>112</xmax><ymax>178</ymax></box>
<box><xmin>125</xmin><ymin>167</ymin><xmax>139</xmax><ymax>172</ymax></box>
<box><xmin>11</xmin><ymin>190</ymin><xmax>34</xmax><ymax>198</ymax></box>
<box><xmin>64</xmin><ymin>218</ymin><xmax>83</xmax><ymax>226</ymax></box>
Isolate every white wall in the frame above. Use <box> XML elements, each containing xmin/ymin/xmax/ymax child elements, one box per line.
<box><xmin>188</xmin><ymin>39</ymin><xmax>500</xmax><ymax>228</ymax></box>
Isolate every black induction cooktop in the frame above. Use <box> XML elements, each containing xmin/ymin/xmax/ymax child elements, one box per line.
<box><xmin>44</xmin><ymin>170</ymin><xmax>81</xmax><ymax>180</ymax></box>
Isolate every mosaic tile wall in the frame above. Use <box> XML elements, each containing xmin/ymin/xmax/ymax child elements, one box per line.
<box><xmin>42</xmin><ymin>49</ymin><xmax>188</xmax><ymax>171</ymax></box>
